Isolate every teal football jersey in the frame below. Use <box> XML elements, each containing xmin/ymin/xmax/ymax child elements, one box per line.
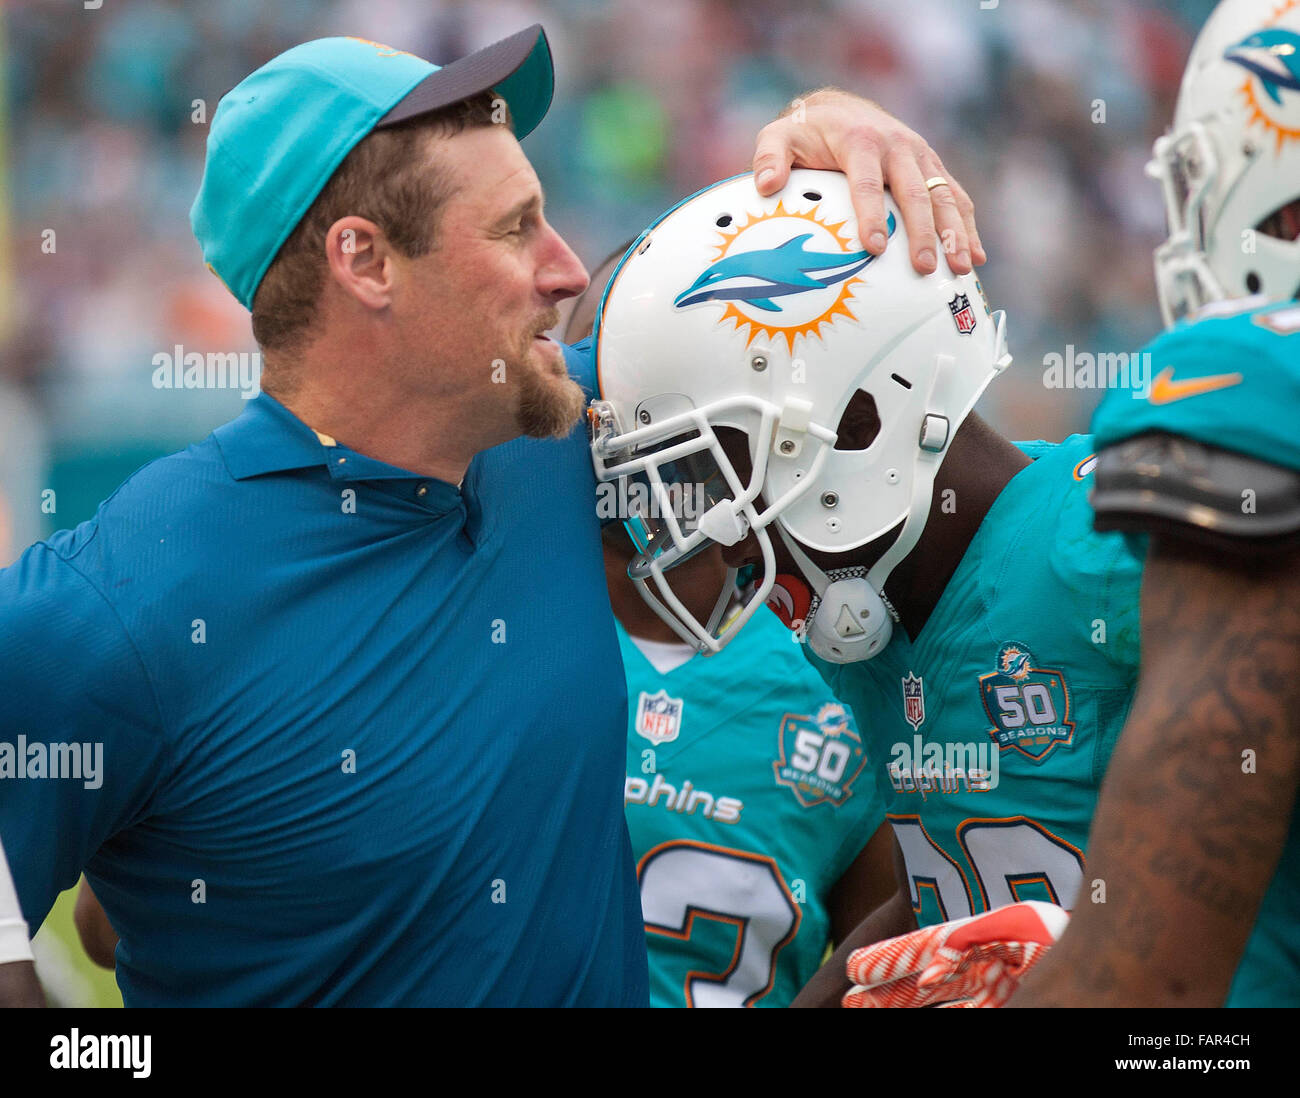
<box><xmin>1091</xmin><ymin>299</ymin><xmax>1300</xmax><ymax>1007</ymax></box>
<box><xmin>807</xmin><ymin>436</ymin><xmax>1143</xmax><ymax>927</ymax></box>
<box><xmin>620</xmin><ymin>610</ymin><xmax>886</xmax><ymax>1008</ymax></box>
<box><xmin>1093</xmin><ymin>298</ymin><xmax>1300</xmax><ymax>472</ymax></box>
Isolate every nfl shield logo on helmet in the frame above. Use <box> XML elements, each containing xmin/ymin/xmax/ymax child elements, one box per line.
<box><xmin>636</xmin><ymin>689</ymin><xmax>684</xmax><ymax>745</ymax></box>
<box><xmin>949</xmin><ymin>293</ymin><xmax>977</xmax><ymax>334</ymax></box>
<box><xmin>902</xmin><ymin>672</ymin><xmax>925</xmax><ymax>731</ymax></box>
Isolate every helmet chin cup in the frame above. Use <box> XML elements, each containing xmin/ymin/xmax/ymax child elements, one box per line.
<box><xmin>697</xmin><ymin>499</ymin><xmax>750</xmax><ymax>546</ymax></box>
<box><xmin>806</xmin><ymin>576</ymin><xmax>893</xmax><ymax>664</ymax></box>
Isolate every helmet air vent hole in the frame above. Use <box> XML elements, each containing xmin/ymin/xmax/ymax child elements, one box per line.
<box><xmin>1246</xmin><ymin>272</ymin><xmax>1262</xmax><ymax>294</ymax></box>
<box><xmin>833</xmin><ymin>389</ymin><xmax>882</xmax><ymax>452</ymax></box>
<box><xmin>802</xmin><ymin>190</ymin><xmax>822</xmax><ymax>202</ymax></box>
<box><xmin>1257</xmin><ymin>197</ymin><xmax>1300</xmax><ymax>242</ymax></box>
<box><xmin>891</xmin><ymin>373</ymin><xmax>913</xmax><ymax>390</ymax></box>
<box><xmin>716</xmin><ymin>214</ymin><xmax>733</xmax><ymax>227</ymax></box>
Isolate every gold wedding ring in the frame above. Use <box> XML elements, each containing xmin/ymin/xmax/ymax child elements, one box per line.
<box><xmin>924</xmin><ymin>176</ymin><xmax>950</xmax><ymax>191</ymax></box>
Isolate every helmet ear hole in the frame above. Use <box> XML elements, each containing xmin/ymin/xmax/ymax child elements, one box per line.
<box><xmin>833</xmin><ymin>389</ymin><xmax>881</xmax><ymax>452</ymax></box>
<box><xmin>1256</xmin><ymin>196</ymin><xmax>1300</xmax><ymax>242</ymax></box>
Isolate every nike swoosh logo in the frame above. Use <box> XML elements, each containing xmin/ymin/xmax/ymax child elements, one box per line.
<box><xmin>1147</xmin><ymin>366</ymin><xmax>1243</xmax><ymax>405</ymax></box>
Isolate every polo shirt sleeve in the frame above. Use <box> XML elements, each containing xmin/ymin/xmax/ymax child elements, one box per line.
<box><xmin>0</xmin><ymin>539</ymin><xmax>168</xmax><ymax>930</ymax></box>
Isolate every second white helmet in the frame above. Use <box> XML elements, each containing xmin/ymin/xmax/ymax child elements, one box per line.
<box><xmin>1151</xmin><ymin>0</ymin><xmax>1300</xmax><ymax>325</ymax></box>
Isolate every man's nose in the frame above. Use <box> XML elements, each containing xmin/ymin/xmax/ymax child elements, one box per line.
<box><xmin>538</xmin><ymin>221</ymin><xmax>589</xmax><ymax>302</ymax></box>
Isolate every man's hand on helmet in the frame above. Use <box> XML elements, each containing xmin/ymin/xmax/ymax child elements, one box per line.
<box><xmin>749</xmin><ymin>87</ymin><xmax>984</xmax><ymax>276</ymax></box>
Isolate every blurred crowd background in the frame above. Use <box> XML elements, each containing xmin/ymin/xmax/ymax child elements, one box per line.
<box><xmin>0</xmin><ymin>0</ymin><xmax>1219</xmax><ymax>565</ymax></box>
<box><xmin>0</xmin><ymin>0</ymin><xmax>1224</xmax><ymax>1008</ymax></box>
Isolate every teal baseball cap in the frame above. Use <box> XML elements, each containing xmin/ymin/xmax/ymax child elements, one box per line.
<box><xmin>191</xmin><ymin>25</ymin><xmax>554</xmax><ymax>310</ymax></box>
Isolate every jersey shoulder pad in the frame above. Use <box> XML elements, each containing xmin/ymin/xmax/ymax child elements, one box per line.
<box><xmin>1092</xmin><ymin>431</ymin><xmax>1300</xmax><ymax>553</ymax></box>
<box><xmin>1091</xmin><ymin>299</ymin><xmax>1300</xmax><ymax>474</ymax></box>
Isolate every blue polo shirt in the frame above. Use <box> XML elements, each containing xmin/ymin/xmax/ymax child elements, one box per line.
<box><xmin>0</xmin><ymin>343</ymin><xmax>648</xmax><ymax>1006</ymax></box>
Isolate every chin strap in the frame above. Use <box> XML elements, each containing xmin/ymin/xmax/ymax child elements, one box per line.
<box><xmin>801</xmin><ymin>562</ymin><xmax>895</xmax><ymax>664</ymax></box>
<box><xmin>786</xmin><ymin>370</ymin><xmax>953</xmax><ymax>665</ymax></box>
<box><xmin>791</xmin><ymin>444</ymin><xmax>944</xmax><ymax>664</ymax></box>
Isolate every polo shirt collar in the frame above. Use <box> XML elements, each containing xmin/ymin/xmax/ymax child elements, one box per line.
<box><xmin>212</xmin><ymin>393</ymin><xmax>462</xmax><ymax>510</ymax></box>
<box><xmin>214</xmin><ymin>393</ymin><xmax>331</xmax><ymax>480</ymax></box>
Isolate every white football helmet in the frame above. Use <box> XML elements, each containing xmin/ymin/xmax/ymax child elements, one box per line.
<box><xmin>589</xmin><ymin>170</ymin><xmax>1011</xmax><ymax>663</ymax></box>
<box><xmin>1151</xmin><ymin>0</ymin><xmax>1300</xmax><ymax>325</ymax></box>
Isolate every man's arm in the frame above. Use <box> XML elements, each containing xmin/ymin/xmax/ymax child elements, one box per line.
<box><xmin>826</xmin><ymin>820</ymin><xmax>904</xmax><ymax>947</ymax></box>
<box><xmin>0</xmin><ymin>963</ymin><xmax>42</xmax><ymax>1008</ymax></box>
<box><xmin>0</xmin><ymin>541</ymin><xmax>168</xmax><ymax>936</ymax></box>
<box><xmin>793</xmin><ymin>825</ymin><xmax>917</xmax><ymax>1007</ymax></box>
<box><xmin>0</xmin><ymin>837</ymin><xmax>43</xmax><ymax>1008</ymax></box>
<box><xmin>751</xmin><ymin>88</ymin><xmax>983</xmax><ymax>275</ymax></box>
<box><xmin>74</xmin><ymin>880</ymin><xmax>118</xmax><ymax>971</ymax></box>
<box><xmin>1013</xmin><ymin>537</ymin><xmax>1300</xmax><ymax>1006</ymax></box>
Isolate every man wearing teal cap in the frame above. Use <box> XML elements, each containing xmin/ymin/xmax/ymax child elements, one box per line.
<box><xmin>0</xmin><ymin>24</ymin><xmax>984</xmax><ymax>1005</ymax></box>
<box><xmin>189</xmin><ymin>26</ymin><xmax>589</xmax><ymax>452</ymax></box>
<box><xmin>192</xmin><ymin>30</ymin><xmax>555</xmax><ymax>312</ymax></box>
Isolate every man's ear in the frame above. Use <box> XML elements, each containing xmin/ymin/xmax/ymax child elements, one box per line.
<box><xmin>324</xmin><ymin>216</ymin><xmax>393</xmax><ymax>311</ymax></box>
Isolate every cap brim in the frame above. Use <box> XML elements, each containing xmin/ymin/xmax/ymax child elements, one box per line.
<box><xmin>375</xmin><ymin>23</ymin><xmax>554</xmax><ymax>139</ymax></box>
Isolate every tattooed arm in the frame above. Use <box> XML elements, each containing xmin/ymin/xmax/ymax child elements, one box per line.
<box><xmin>1011</xmin><ymin>537</ymin><xmax>1300</xmax><ymax>1006</ymax></box>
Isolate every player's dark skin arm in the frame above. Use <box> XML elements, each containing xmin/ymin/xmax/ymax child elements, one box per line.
<box><xmin>792</xmin><ymin>828</ymin><xmax>917</xmax><ymax>1007</ymax></box>
<box><xmin>74</xmin><ymin>879</ymin><xmax>118</xmax><ymax>970</ymax></box>
<box><xmin>1012</xmin><ymin>538</ymin><xmax>1300</xmax><ymax>1006</ymax></box>
<box><xmin>0</xmin><ymin>962</ymin><xmax>44</xmax><ymax>1008</ymax></box>
<box><xmin>827</xmin><ymin>820</ymin><xmax>905</xmax><ymax>948</ymax></box>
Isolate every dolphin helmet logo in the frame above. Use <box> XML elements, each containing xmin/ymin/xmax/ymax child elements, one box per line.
<box><xmin>1225</xmin><ymin>28</ymin><xmax>1300</xmax><ymax>105</ymax></box>
<box><xmin>675</xmin><ymin>218</ymin><xmax>890</xmax><ymax>312</ymax></box>
<box><xmin>676</xmin><ymin>202</ymin><xmax>896</xmax><ymax>350</ymax></box>
<box><xmin>1226</xmin><ymin>23</ymin><xmax>1300</xmax><ymax>151</ymax></box>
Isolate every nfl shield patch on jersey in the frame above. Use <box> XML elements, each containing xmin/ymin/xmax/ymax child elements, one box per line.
<box><xmin>902</xmin><ymin>672</ymin><xmax>925</xmax><ymax>731</ymax></box>
<box><xmin>636</xmin><ymin>689</ymin><xmax>684</xmax><ymax>745</ymax></box>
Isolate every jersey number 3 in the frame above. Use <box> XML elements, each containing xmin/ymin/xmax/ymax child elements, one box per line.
<box><xmin>639</xmin><ymin>841</ymin><xmax>801</xmax><ymax>1007</ymax></box>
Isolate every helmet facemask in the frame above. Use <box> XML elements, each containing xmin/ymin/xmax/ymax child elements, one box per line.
<box><xmin>591</xmin><ymin>390</ymin><xmax>838</xmax><ymax>652</ymax></box>
<box><xmin>1150</xmin><ymin>121</ymin><xmax>1229</xmax><ymax>325</ymax></box>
